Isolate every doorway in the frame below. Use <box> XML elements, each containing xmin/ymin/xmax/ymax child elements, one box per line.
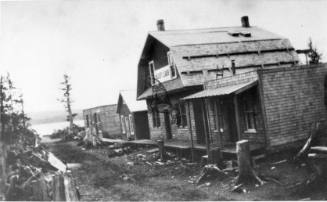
<box><xmin>193</xmin><ymin>99</ymin><xmax>206</xmax><ymax>144</ymax></box>
<box><xmin>220</xmin><ymin>98</ymin><xmax>238</xmax><ymax>144</ymax></box>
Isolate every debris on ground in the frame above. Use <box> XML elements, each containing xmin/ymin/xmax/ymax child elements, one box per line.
<box><xmin>3</xmin><ymin>144</ymin><xmax>79</xmax><ymax>201</ymax></box>
<box><xmin>271</xmin><ymin>159</ymin><xmax>287</xmax><ymax>165</ymax></box>
<box><xmin>196</xmin><ymin>164</ymin><xmax>227</xmax><ymax>185</ymax></box>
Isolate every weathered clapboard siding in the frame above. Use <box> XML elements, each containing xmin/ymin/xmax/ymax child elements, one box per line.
<box><xmin>259</xmin><ymin>64</ymin><xmax>327</xmax><ymax>150</ymax></box>
<box><xmin>147</xmin><ymin>98</ymin><xmax>196</xmax><ymax>142</ymax></box>
<box><xmin>83</xmin><ymin>104</ymin><xmax>123</xmax><ymax>138</ymax></box>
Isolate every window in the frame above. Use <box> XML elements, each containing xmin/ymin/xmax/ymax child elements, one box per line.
<box><xmin>176</xmin><ymin>103</ymin><xmax>187</xmax><ymax>128</ymax></box>
<box><xmin>243</xmin><ymin>98</ymin><xmax>257</xmax><ymax>132</ymax></box>
<box><xmin>167</xmin><ymin>52</ymin><xmax>177</xmax><ymax>79</ymax></box>
<box><xmin>125</xmin><ymin>117</ymin><xmax>130</xmax><ymax>136</ymax></box>
<box><xmin>129</xmin><ymin>114</ymin><xmax>134</xmax><ymax>135</ymax></box>
<box><xmin>121</xmin><ymin>115</ymin><xmax>126</xmax><ymax>134</ymax></box>
<box><xmin>86</xmin><ymin>115</ymin><xmax>89</xmax><ymax>127</ymax></box>
<box><xmin>149</xmin><ymin>61</ymin><xmax>155</xmax><ymax>85</ymax></box>
<box><xmin>152</xmin><ymin>110</ymin><xmax>161</xmax><ymax>128</ymax></box>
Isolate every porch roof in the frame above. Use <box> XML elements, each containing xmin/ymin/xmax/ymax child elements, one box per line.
<box><xmin>182</xmin><ymin>79</ymin><xmax>258</xmax><ymax>100</ymax></box>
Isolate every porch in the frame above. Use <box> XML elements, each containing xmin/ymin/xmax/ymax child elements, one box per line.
<box><xmin>126</xmin><ymin>138</ymin><xmax>264</xmax><ymax>160</ymax></box>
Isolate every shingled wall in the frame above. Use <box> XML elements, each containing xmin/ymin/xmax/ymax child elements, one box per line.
<box><xmin>259</xmin><ymin>64</ymin><xmax>327</xmax><ymax>150</ymax></box>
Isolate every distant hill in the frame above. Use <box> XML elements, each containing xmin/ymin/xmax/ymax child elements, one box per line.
<box><xmin>28</xmin><ymin>109</ymin><xmax>84</xmax><ymax>125</ymax></box>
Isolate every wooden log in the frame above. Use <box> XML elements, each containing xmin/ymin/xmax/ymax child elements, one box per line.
<box><xmin>53</xmin><ymin>174</ymin><xmax>66</xmax><ymax>201</ymax></box>
<box><xmin>236</xmin><ymin>140</ymin><xmax>264</xmax><ymax>185</ymax></box>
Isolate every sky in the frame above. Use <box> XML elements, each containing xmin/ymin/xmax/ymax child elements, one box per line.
<box><xmin>0</xmin><ymin>0</ymin><xmax>326</xmax><ymax>114</ymax></box>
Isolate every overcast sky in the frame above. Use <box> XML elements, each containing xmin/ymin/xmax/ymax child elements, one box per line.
<box><xmin>0</xmin><ymin>0</ymin><xmax>326</xmax><ymax>114</ymax></box>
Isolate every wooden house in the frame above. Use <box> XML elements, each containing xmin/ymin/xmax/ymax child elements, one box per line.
<box><xmin>136</xmin><ymin>16</ymin><xmax>324</xmax><ymax>155</ymax></box>
<box><xmin>83</xmin><ymin>104</ymin><xmax>122</xmax><ymax>139</ymax></box>
<box><xmin>116</xmin><ymin>90</ymin><xmax>150</xmax><ymax>140</ymax></box>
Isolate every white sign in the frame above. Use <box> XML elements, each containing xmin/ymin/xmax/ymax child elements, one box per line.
<box><xmin>154</xmin><ymin>65</ymin><xmax>174</xmax><ymax>83</ymax></box>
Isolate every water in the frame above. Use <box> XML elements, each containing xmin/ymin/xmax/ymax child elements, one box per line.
<box><xmin>32</xmin><ymin>120</ymin><xmax>84</xmax><ymax>136</ymax></box>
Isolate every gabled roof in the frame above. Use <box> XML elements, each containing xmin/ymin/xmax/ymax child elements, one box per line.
<box><xmin>137</xmin><ymin>25</ymin><xmax>299</xmax><ymax>100</ymax></box>
<box><xmin>118</xmin><ymin>90</ymin><xmax>147</xmax><ymax>112</ymax></box>
<box><xmin>83</xmin><ymin>104</ymin><xmax>117</xmax><ymax>113</ymax></box>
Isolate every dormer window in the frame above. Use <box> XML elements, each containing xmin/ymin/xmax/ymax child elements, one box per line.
<box><xmin>149</xmin><ymin>61</ymin><xmax>155</xmax><ymax>85</ymax></box>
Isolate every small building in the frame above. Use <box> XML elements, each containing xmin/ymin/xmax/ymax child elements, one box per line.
<box><xmin>83</xmin><ymin>104</ymin><xmax>122</xmax><ymax>139</ymax></box>
<box><xmin>116</xmin><ymin>90</ymin><xmax>150</xmax><ymax>140</ymax></box>
<box><xmin>136</xmin><ymin>16</ymin><xmax>322</xmax><ymax>154</ymax></box>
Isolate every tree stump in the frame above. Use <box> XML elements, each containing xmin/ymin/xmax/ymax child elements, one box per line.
<box><xmin>209</xmin><ymin>148</ymin><xmax>222</xmax><ymax>167</ymax></box>
<box><xmin>157</xmin><ymin>140</ymin><xmax>166</xmax><ymax>161</ymax></box>
<box><xmin>236</xmin><ymin>140</ymin><xmax>264</xmax><ymax>185</ymax></box>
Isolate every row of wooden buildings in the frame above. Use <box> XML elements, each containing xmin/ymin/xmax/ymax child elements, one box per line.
<box><xmin>84</xmin><ymin>16</ymin><xmax>327</xmax><ymax>156</ymax></box>
<box><xmin>83</xmin><ymin>90</ymin><xmax>150</xmax><ymax>140</ymax></box>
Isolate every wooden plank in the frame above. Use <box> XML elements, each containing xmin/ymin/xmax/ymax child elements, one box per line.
<box><xmin>308</xmin><ymin>153</ymin><xmax>327</xmax><ymax>159</ymax></box>
<box><xmin>64</xmin><ymin>175</ymin><xmax>79</xmax><ymax>201</ymax></box>
<box><xmin>310</xmin><ymin>146</ymin><xmax>327</xmax><ymax>153</ymax></box>
<box><xmin>53</xmin><ymin>174</ymin><xmax>66</xmax><ymax>201</ymax></box>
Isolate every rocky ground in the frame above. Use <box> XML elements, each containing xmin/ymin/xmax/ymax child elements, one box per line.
<box><xmin>46</xmin><ymin>140</ymin><xmax>327</xmax><ymax>201</ymax></box>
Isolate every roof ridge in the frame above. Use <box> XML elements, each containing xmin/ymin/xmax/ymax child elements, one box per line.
<box><xmin>149</xmin><ymin>26</ymin><xmax>260</xmax><ymax>34</ymax></box>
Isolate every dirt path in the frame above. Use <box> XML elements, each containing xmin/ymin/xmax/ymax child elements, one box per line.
<box><xmin>46</xmin><ymin>140</ymin><xmax>327</xmax><ymax>201</ymax></box>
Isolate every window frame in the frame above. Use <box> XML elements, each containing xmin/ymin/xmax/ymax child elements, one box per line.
<box><xmin>152</xmin><ymin>110</ymin><xmax>161</xmax><ymax>128</ymax></box>
<box><xmin>176</xmin><ymin>102</ymin><xmax>187</xmax><ymax>128</ymax></box>
<box><xmin>242</xmin><ymin>95</ymin><xmax>257</xmax><ymax>132</ymax></box>
<box><xmin>148</xmin><ymin>61</ymin><xmax>155</xmax><ymax>85</ymax></box>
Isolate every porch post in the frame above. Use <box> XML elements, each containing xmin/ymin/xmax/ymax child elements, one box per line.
<box><xmin>201</xmin><ymin>98</ymin><xmax>211</xmax><ymax>163</ymax></box>
<box><xmin>187</xmin><ymin>101</ymin><xmax>195</xmax><ymax>162</ymax></box>
<box><xmin>233</xmin><ymin>94</ymin><xmax>242</xmax><ymax>141</ymax></box>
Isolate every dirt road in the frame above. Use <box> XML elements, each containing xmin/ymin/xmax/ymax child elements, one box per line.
<box><xmin>46</xmin><ymin>140</ymin><xmax>327</xmax><ymax>201</ymax></box>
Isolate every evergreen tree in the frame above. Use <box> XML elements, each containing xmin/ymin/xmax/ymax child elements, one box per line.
<box><xmin>308</xmin><ymin>38</ymin><xmax>322</xmax><ymax>64</ymax></box>
<box><xmin>59</xmin><ymin>74</ymin><xmax>76</xmax><ymax>138</ymax></box>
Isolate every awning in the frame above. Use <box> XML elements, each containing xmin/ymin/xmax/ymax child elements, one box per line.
<box><xmin>182</xmin><ymin>79</ymin><xmax>258</xmax><ymax>100</ymax></box>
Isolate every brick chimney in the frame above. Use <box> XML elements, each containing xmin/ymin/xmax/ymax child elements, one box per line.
<box><xmin>157</xmin><ymin>19</ymin><xmax>165</xmax><ymax>31</ymax></box>
<box><xmin>241</xmin><ymin>16</ymin><xmax>250</xmax><ymax>28</ymax></box>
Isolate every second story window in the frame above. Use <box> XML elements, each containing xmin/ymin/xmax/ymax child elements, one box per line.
<box><xmin>167</xmin><ymin>52</ymin><xmax>177</xmax><ymax>79</ymax></box>
<box><xmin>149</xmin><ymin>61</ymin><xmax>155</xmax><ymax>85</ymax></box>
